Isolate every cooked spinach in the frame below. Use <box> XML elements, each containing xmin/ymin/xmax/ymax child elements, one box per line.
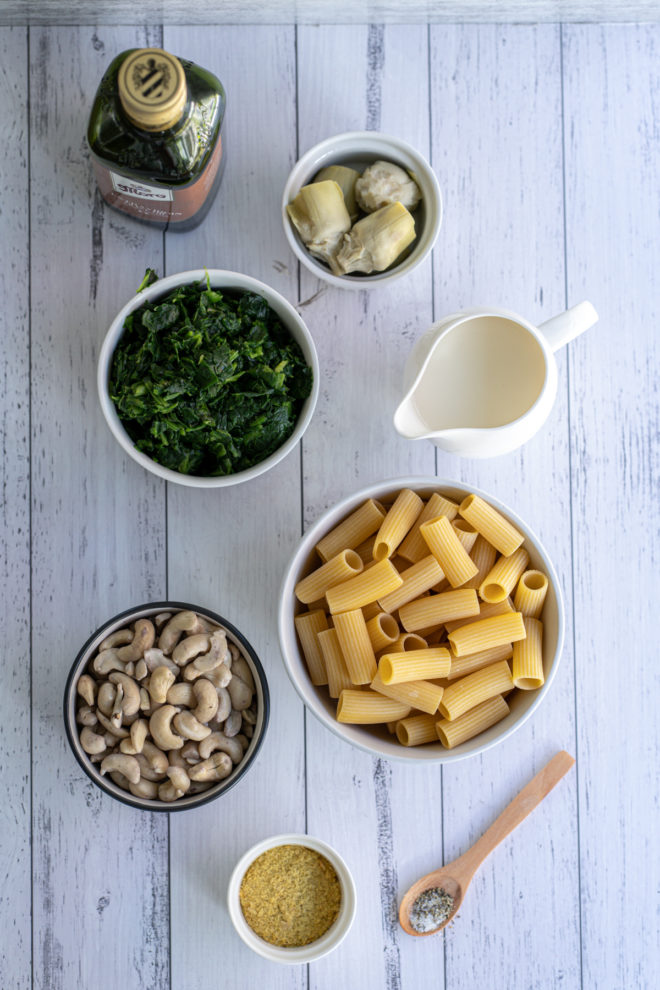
<box><xmin>110</xmin><ymin>272</ymin><xmax>313</xmax><ymax>476</ymax></box>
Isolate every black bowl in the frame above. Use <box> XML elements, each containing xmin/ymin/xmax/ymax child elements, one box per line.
<box><xmin>64</xmin><ymin>601</ymin><xmax>270</xmax><ymax>812</ymax></box>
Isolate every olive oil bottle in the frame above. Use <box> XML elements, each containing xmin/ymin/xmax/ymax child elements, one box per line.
<box><xmin>87</xmin><ymin>48</ymin><xmax>226</xmax><ymax>231</ymax></box>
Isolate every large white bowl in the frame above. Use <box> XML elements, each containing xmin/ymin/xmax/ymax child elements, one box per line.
<box><xmin>282</xmin><ymin>131</ymin><xmax>442</xmax><ymax>289</ymax></box>
<box><xmin>98</xmin><ymin>269</ymin><xmax>319</xmax><ymax>487</ymax></box>
<box><xmin>227</xmin><ymin>833</ymin><xmax>356</xmax><ymax>964</ymax></box>
<box><xmin>278</xmin><ymin>477</ymin><xmax>564</xmax><ymax>764</ymax></box>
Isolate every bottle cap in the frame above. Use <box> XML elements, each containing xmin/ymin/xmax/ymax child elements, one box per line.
<box><xmin>118</xmin><ymin>48</ymin><xmax>186</xmax><ymax>131</ymax></box>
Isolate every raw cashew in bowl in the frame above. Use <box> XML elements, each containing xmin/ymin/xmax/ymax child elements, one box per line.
<box><xmin>72</xmin><ymin>608</ymin><xmax>262</xmax><ymax>804</ymax></box>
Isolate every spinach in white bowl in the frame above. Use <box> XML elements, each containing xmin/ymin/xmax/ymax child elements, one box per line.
<box><xmin>99</xmin><ymin>269</ymin><xmax>319</xmax><ymax>488</ymax></box>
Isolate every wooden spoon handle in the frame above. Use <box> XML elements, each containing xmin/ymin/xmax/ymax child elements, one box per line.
<box><xmin>452</xmin><ymin>750</ymin><xmax>575</xmax><ymax>884</ymax></box>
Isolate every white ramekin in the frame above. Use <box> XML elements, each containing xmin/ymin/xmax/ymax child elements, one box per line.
<box><xmin>282</xmin><ymin>131</ymin><xmax>442</xmax><ymax>289</ymax></box>
<box><xmin>227</xmin><ymin>833</ymin><xmax>357</xmax><ymax>963</ymax></box>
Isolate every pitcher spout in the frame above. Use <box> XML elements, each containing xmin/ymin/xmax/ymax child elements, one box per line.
<box><xmin>393</xmin><ymin>398</ymin><xmax>436</xmax><ymax>441</ymax></box>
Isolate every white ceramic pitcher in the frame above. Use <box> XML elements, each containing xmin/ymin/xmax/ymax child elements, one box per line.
<box><xmin>393</xmin><ymin>301</ymin><xmax>598</xmax><ymax>458</ymax></box>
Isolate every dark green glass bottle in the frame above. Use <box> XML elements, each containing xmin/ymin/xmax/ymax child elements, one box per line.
<box><xmin>87</xmin><ymin>48</ymin><xmax>226</xmax><ymax>231</ymax></box>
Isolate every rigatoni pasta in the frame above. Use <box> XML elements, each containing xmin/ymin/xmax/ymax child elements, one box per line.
<box><xmin>291</xmin><ymin>485</ymin><xmax>552</xmax><ymax>751</ymax></box>
<box><xmin>458</xmin><ymin>493</ymin><xmax>525</xmax><ymax>556</ymax></box>
<box><xmin>513</xmin><ymin>570</ymin><xmax>549</xmax><ymax>618</ymax></box>
<box><xmin>435</xmin><ymin>695</ymin><xmax>510</xmax><ymax>749</ymax></box>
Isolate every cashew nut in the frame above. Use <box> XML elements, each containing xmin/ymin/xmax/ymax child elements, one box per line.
<box><xmin>77</xmin><ymin>674</ymin><xmax>97</xmax><ymax>706</ymax></box>
<box><xmin>135</xmin><ymin>658</ymin><xmax>148</xmax><ymax>681</ymax></box>
<box><xmin>191</xmin><ymin>679</ymin><xmax>218</xmax><ymax>724</ymax></box>
<box><xmin>242</xmin><ymin>703</ymin><xmax>257</xmax><ymax>726</ymax></box>
<box><xmin>158</xmin><ymin>611</ymin><xmax>203</xmax><ymax>654</ymax></box>
<box><xmin>99</xmin><ymin>628</ymin><xmax>133</xmax><ymax>651</ymax></box>
<box><xmin>93</xmin><ymin>649</ymin><xmax>125</xmax><ymax>676</ymax></box>
<box><xmin>223</xmin><ymin>709</ymin><xmax>242</xmax><ymax>738</ymax></box>
<box><xmin>231</xmin><ymin>656</ymin><xmax>255</xmax><ymax>691</ymax></box>
<box><xmin>110</xmin><ymin>682</ymin><xmax>124</xmax><ymax>730</ymax></box>
<box><xmin>167</xmin><ymin>765</ymin><xmax>190</xmax><ymax>793</ymax></box>
<box><xmin>96</xmin><ymin>709</ymin><xmax>128</xmax><ymax>738</ymax></box>
<box><xmin>172</xmin><ymin>633</ymin><xmax>210</xmax><ymax>666</ymax></box>
<box><xmin>167</xmin><ymin>683</ymin><xmax>195</xmax><ymax>707</ymax></box>
<box><xmin>76</xmin><ymin>704</ymin><xmax>98</xmax><ymax>727</ymax></box>
<box><xmin>227</xmin><ymin>675</ymin><xmax>253</xmax><ymax>711</ymax></box>
<box><xmin>119</xmin><ymin>718</ymin><xmax>149</xmax><ymax>755</ymax></box>
<box><xmin>96</xmin><ymin>681</ymin><xmax>116</xmax><ymax>717</ymax></box>
<box><xmin>209</xmin><ymin>687</ymin><xmax>232</xmax><ymax>728</ymax></box>
<box><xmin>108</xmin><ymin>671</ymin><xmax>141</xmax><ymax>717</ymax></box>
<box><xmin>149</xmin><ymin>705</ymin><xmax>184</xmax><ymax>750</ymax></box>
<box><xmin>129</xmin><ymin>778</ymin><xmax>159</xmax><ymax>800</ymax></box>
<box><xmin>117</xmin><ymin>619</ymin><xmax>155</xmax><ymax>662</ymax></box>
<box><xmin>172</xmin><ymin>710</ymin><xmax>212</xmax><ymax>742</ymax></box>
<box><xmin>167</xmin><ymin>749</ymin><xmax>188</xmax><ymax>769</ymax></box>
<box><xmin>188</xmin><ymin>751</ymin><xmax>232</xmax><ymax>782</ymax></box>
<box><xmin>100</xmin><ymin>753</ymin><xmax>140</xmax><ymax>784</ymax></box>
<box><xmin>181</xmin><ymin>741</ymin><xmax>201</xmax><ymax>764</ymax></box>
<box><xmin>203</xmin><ymin>662</ymin><xmax>232</xmax><ymax>689</ymax></box>
<box><xmin>80</xmin><ymin>726</ymin><xmax>107</xmax><ymax>755</ymax></box>
<box><xmin>148</xmin><ymin>666</ymin><xmax>177</xmax><ymax>705</ymax></box>
<box><xmin>154</xmin><ymin>612</ymin><xmax>172</xmax><ymax>629</ymax></box>
<box><xmin>191</xmin><ymin>629</ymin><xmax>228</xmax><ymax>673</ymax></box>
<box><xmin>139</xmin><ymin>687</ymin><xmax>151</xmax><ymax>712</ymax></box>
<box><xmin>144</xmin><ymin>647</ymin><xmax>179</xmax><ymax>676</ymax></box>
<box><xmin>198</xmin><ymin>731</ymin><xmax>244</xmax><ymax>765</ymax></box>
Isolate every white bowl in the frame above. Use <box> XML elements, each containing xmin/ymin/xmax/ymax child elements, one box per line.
<box><xmin>98</xmin><ymin>269</ymin><xmax>319</xmax><ymax>487</ymax></box>
<box><xmin>277</xmin><ymin>477</ymin><xmax>564</xmax><ymax>764</ymax></box>
<box><xmin>227</xmin><ymin>833</ymin><xmax>357</xmax><ymax>963</ymax></box>
<box><xmin>282</xmin><ymin>131</ymin><xmax>443</xmax><ymax>289</ymax></box>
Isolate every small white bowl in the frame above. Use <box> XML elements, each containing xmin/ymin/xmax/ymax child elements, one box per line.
<box><xmin>227</xmin><ymin>833</ymin><xmax>357</xmax><ymax>963</ymax></box>
<box><xmin>282</xmin><ymin>131</ymin><xmax>443</xmax><ymax>289</ymax></box>
<box><xmin>98</xmin><ymin>269</ymin><xmax>319</xmax><ymax>487</ymax></box>
<box><xmin>277</xmin><ymin>477</ymin><xmax>565</xmax><ymax>764</ymax></box>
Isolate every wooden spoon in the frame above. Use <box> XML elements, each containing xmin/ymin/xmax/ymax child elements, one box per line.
<box><xmin>399</xmin><ymin>750</ymin><xmax>575</xmax><ymax>936</ymax></box>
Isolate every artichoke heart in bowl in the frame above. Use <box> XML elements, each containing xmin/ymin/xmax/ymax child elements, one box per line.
<box><xmin>282</xmin><ymin>131</ymin><xmax>442</xmax><ymax>290</ymax></box>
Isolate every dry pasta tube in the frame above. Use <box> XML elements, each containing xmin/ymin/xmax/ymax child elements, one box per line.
<box><xmin>451</xmin><ymin>519</ymin><xmax>479</xmax><ymax>553</ymax></box>
<box><xmin>379</xmin><ymin>647</ymin><xmax>451</xmax><ymax>684</ymax></box>
<box><xmin>387</xmin><ymin>632</ymin><xmax>427</xmax><ymax>653</ymax></box>
<box><xmin>337</xmin><ymin>689</ymin><xmax>411</xmax><ymax>724</ymax></box>
<box><xmin>294</xmin><ymin>610</ymin><xmax>329</xmax><ymax>686</ymax></box>
<box><xmin>463</xmin><ymin>534</ymin><xmax>497</xmax><ymax>590</ymax></box>
<box><xmin>447</xmin><ymin>642</ymin><xmax>513</xmax><ymax>681</ymax></box>
<box><xmin>315</xmin><ymin>498</ymin><xmax>386</xmax><ymax>561</ymax></box>
<box><xmin>399</xmin><ymin>589</ymin><xmax>480</xmax><ymax>632</ymax></box>
<box><xmin>396</xmin><ymin>714</ymin><xmax>439</xmax><ymax>746</ymax></box>
<box><xmin>479</xmin><ymin>547</ymin><xmax>530</xmax><ymax>604</ymax></box>
<box><xmin>436</xmin><ymin>695</ymin><xmax>510</xmax><ymax>748</ymax></box>
<box><xmin>326</xmin><ymin>558</ymin><xmax>403</xmax><ymax>613</ymax></box>
<box><xmin>373</xmin><ymin>488</ymin><xmax>423</xmax><ymax>561</ymax></box>
<box><xmin>444</xmin><ymin>597</ymin><xmax>514</xmax><ymax>634</ymax></box>
<box><xmin>438</xmin><ymin>659</ymin><xmax>514</xmax><ymax>721</ymax></box>
<box><xmin>421</xmin><ymin>514</ymin><xmax>479</xmax><ymax>587</ymax></box>
<box><xmin>295</xmin><ymin>548</ymin><xmax>363</xmax><ymax>604</ymax></box>
<box><xmin>448</xmin><ymin>610</ymin><xmax>526</xmax><ymax>656</ymax></box>
<box><xmin>512</xmin><ymin>616</ymin><xmax>544</xmax><ymax>689</ymax></box>
<box><xmin>458</xmin><ymin>494</ymin><xmax>525</xmax><ymax>556</ymax></box>
<box><xmin>318</xmin><ymin>628</ymin><xmax>354</xmax><ymax>698</ymax></box>
<box><xmin>377</xmin><ymin>555</ymin><xmax>444</xmax><ymax>613</ymax></box>
<box><xmin>371</xmin><ymin>669</ymin><xmax>444</xmax><ymax>715</ymax></box>
<box><xmin>398</xmin><ymin>492</ymin><xmax>460</xmax><ymax>563</ymax></box>
<box><xmin>333</xmin><ymin>609</ymin><xmax>377</xmax><ymax>684</ymax></box>
<box><xmin>365</xmin><ymin>611</ymin><xmax>400</xmax><ymax>653</ymax></box>
<box><xmin>513</xmin><ymin>570</ymin><xmax>549</xmax><ymax>618</ymax></box>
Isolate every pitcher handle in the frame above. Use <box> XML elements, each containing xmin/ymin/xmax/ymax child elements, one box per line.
<box><xmin>538</xmin><ymin>300</ymin><xmax>598</xmax><ymax>352</ymax></box>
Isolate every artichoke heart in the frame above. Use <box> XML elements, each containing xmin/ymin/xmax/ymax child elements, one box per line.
<box><xmin>314</xmin><ymin>165</ymin><xmax>361</xmax><ymax>221</ymax></box>
<box><xmin>330</xmin><ymin>202</ymin><xmax>416</xmax><ymax>276</ymax></box>
<box><xmin>355</xmin><ymin>160</ymin><xmax>422</xmax><ymax>213</ymax></box>
<box><xmin>287</xmin><ymin>180</ymin><xmax>351</xmax><ymax>265</ymax></box>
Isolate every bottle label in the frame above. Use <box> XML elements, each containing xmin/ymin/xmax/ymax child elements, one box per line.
<box><xmin>109</xmin><ymin>172</ymin><xmax>174</xmax><ymax>201</ymax></box>
<box><xmin>92</xmin><ymin>135</ymin><xmax>223</xmax><ymax>224</ymax></box>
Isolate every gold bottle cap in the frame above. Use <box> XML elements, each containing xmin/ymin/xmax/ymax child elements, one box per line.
<box><xmin>118</xmin><ymin>48</ymin><xmax>186</xmax><ymax>131</ymax></box>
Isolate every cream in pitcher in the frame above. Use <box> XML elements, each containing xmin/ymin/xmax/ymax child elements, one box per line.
<box><xmin>393</xmin><ymin>302</ymin><xmax>598</xmax><ymax>458</ymax></box>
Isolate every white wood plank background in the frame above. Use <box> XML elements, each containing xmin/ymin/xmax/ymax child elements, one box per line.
<box><xmin>0</xmin><ymin>19</ymin><xmax>657</xmax><ymax>990</ymax></box>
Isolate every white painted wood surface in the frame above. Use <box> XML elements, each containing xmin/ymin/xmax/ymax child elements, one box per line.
<box><xmin>0</xmin><ymin>20</ymin><xmax>657</xmax><ymax>990</ymax></box>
